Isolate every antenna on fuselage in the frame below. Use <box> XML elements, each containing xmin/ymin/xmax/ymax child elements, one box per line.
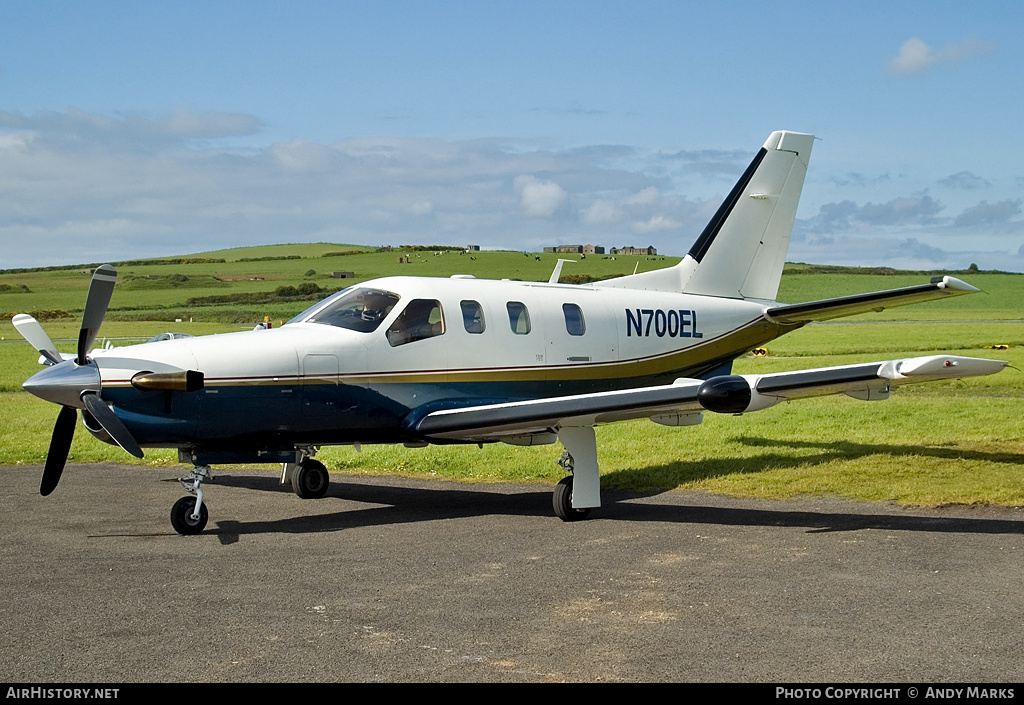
<box><xmin>548</xmin><ymin>259</ymin><xmax>576</xmax><ymax>284</ymax></box>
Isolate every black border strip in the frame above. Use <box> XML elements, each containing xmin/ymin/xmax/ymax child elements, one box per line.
<box><xmin>766</xmin><ymin>283</ymin><xmax>941</xmax><ymax>321</ymax></box>
<box><xmin>756</xmin><ymin>364</ymin><xmax>881</xmax><ymax>394</ymax></box>
<box><xmin>413</xmin><ymin>384</ymin><xmax>702</xmax><ymax>435</ymax></box>
<box><xmin>687</xmin><ymin>147</ymin><xmax>768</xmax><ymax>263</ymax></box>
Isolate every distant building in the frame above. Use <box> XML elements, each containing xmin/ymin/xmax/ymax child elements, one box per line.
<box><xmin>330</xmin><ymin>271</ymin><xmax>355</xmax><ymax>279</ymax></box>
<box><xmin>542</xmin><ymin>244</ymin><xmax>605</xmax><ymax>254</ymax></box>
<box><xmin>465</xmin><ymin>245</ymin><xmax>480</xmax><ymax>251</ymax></box>
<box><xmin>610</xmin><ymin>245</ymin><xmax>657</xmax><ymax>256</ymax></box>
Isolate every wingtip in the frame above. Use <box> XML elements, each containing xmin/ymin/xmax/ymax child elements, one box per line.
<box><xmin>938</xmin><ymin>276</ymin><xmax>981</xmax><ymax>293</ymax></box>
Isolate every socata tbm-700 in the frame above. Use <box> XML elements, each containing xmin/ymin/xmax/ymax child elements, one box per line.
<box><xmin>14</xmin><ymin>131</ymin><xmax>1007</xmax><ymax>534</ymax></box>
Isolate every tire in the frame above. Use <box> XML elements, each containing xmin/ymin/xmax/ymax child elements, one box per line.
<box><xmin>170</xmin><ymin>496</ymin><xmax>208</xmax><ymax>535</ymax></box>
<box><xmin>292</xmin><ymin>459</ymin><xmax>330</xmax><ymax>499</ymax></box>
<box><xmin>553</xmin><ymin>476</ymin><xmax>590</xmax><ymax>522</ymax></box>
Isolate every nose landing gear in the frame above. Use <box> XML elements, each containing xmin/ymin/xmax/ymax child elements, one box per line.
<box><xmin>171</xmin><ymin>465</ymin><xmax>212</xmax><ymax>535</ymax></box>
<box><xmin>170</xmin><ymin>495</ymin><xmax>209</xmax><ymax>535</ymax></box>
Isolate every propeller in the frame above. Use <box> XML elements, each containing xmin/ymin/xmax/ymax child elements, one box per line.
<box><xmin>15</xmin><ymin>264</ymin><xmax>145</xmax><ymax>496</ymax></box>
<box><xmin>82</xmin><ymin>393</ymin><xmax>143</xmax><ymax>458</ymax></box>
<box><xmin>78</xmin><ymin>264</ymin><xmax>117</xmax><ymax>365</ymax></box>
<box><xmin>12</xmin><ymin>314</ymin><xmax>63</xmax><ymax>366</ymax></box>
<box><xmin>41</xmin><ymin>406</ymin><xmax>78</xmax><ymax>496</ymax></box>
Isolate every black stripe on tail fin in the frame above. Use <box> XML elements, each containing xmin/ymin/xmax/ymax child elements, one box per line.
<box><xmin>687</xmin><ymin>148</ymin><xmax>768</xmax><ymax>263</ymax></box>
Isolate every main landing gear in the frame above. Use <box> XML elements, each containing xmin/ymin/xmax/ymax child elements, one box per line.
<box><xmin>289</xmin><ymin>458</ymin><xmax>330</xmax><ymax>499</ymax></box>
<box><xmin>553</xmin><ymin>426</ymin><xmax>601</xmax><ymax>522</ymax></box>
<box><xmin>281</xmin><ymin>450</ymin><xmax>331</xmax><ymax>499</ymax></box>
<box><xmin>553</xmin><ymin>448</ymin><xmax>591</xmax><ymax>521</ymax></box>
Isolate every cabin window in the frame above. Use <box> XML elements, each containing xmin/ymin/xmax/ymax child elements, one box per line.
<box><xmin>460</xmin><ymin>300</ymin><xmax>485</xmax><ymax>334</ymax></box>
<box><xmin>506</xmin><ymin>302</ymin><xmax>531</xmax><ymax>335</ymax></box>
<box><xmin>562</xmin><ymin>303</ymin><xmax>586</xmax><ymax>336</ymax></box>
<box><xmin>296</xmin><ymin>287</ymin><xmax>400</xmax><ymax>333</ymax></box>
<box><xmin>387</xmin><ymin>299</ymin><xmax>445</xmax><ymax>346</ymax></box>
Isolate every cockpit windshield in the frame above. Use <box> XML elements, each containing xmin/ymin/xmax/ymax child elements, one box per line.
<box><xmin>288</xmin><ymin>287</ymin><xmax>400</xmax><ymax>332</ymax></box>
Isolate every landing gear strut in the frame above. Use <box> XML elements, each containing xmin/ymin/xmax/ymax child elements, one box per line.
<box><xmin>172</xmin><ymin>465</ymin><xmax>212</xmax><ymax>535</ymax></box>
<box><xmin>553</xmin><ymin>451</ymin><xmax>591</xmax><ymax>522</ymax></box>
<box><xmin>553</xmin><ymin>426</ymin><xmax>601</xmax><ymax>521</ymax></box>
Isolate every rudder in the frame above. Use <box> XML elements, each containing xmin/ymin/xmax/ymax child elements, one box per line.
<box><xmin>594</xmin><ymin>131</ymin><xmax>813</xmax><ymax>300</ymax></box>
<box><xmin>682</xmin><ymin>130</ymin><xmax>813</xmax><ymax>301</ymax></box>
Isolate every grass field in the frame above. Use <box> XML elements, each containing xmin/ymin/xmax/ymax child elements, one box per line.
<box><xmin>1</xmin><ymin>244</ymin><xmax>1021</xmax><ymax>506</ymax></box>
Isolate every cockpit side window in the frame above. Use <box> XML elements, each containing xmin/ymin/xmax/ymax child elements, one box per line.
<box><xmin>387</xmin><ymin>299</ymin><xmax>445</xmax><ymax>346</ymax></box>
<box><xmin>506</xmin><ymin>302</ymin><xmax>531</xmax><ymax>335</ymax></box>
<box><xmin>296</xmin><ymin>288</ymin><xmax>400</xmax><ymax>332</ymax></box>
<box><xmin>460</xmin><ymin>300</ymin><xmax>485</xmax><ymax>334</ymax></box>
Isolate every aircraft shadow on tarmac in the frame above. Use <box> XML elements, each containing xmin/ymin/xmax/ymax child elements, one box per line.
<box><xmin>197</xmin><ymin>470</ymin><xmax>1024</xmax><ymax>546</ymax></box>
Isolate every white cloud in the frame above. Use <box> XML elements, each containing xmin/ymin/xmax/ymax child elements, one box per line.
<box><xmin>954</xmin><ymin>199</ymin><xmax>1022</xmax><ymax>227</ymax></box>
<box><xmin>938</xmin><ymin>171</ymin><xmax>991</xmax><ymax>190</ymax></box>
<box><xmin>581</xmin><ymin>199</ymin><xmax>620</xmax><ymax>225</ymax></box>
<box><xmin>889</xmin><ymin>38</ymin><xmax>940</xmax><ymax>76</ymax></box>
<box><xmin>888</xmin><ymin>36</ymin><xmax>996</xmax><ymax>77</ymax></box>
<box><xmin>788</xmin><ymin>228</ymin><xmax>1024</xmax><ymax>272</ymax></box>
<box><xmin>624</xmin><ymin>186</ymin><xmax>659</xmax><ymax>205</ymax></box>
<box><xmin>513</xmin><ymin>175</ymin><xmax>567</xmax><ymax>217</ymax></box>
<box><xmin>857</xmin><ymin>195</ymin><xmax>944</xmax><ymax>225</ymax></box>
<box><xmin>408</xmin><ymin>200</ymin><xmax>434</xmax><ymax>216</ymax></box>
<box><xmin>3</xmin><ymin>108</ymin><xmax>708</xmax><ymax>267</ymax></box>
<box><xmin>633</xmin><ymin>215</ymin><xmax>681</xmax><ymax>234</ymax></box>
<box><xmin>2</xmin><ymin>107</ymin><xmax>1021</xmax><ymax>273</ymax></box>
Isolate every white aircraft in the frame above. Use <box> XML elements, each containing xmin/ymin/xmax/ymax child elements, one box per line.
<box><xmin>13</xmin><ymin>130</ymin><xmax>1008</xmax><ymax>535</ymax></box>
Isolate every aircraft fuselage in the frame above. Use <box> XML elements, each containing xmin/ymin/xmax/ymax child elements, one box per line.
<box><xmin>88</xmin><ymin>275</ymin><xmax>787</xmax><ymax>455</ymax></box>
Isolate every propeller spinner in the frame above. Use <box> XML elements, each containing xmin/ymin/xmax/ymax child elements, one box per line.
<box><xmin>16</xmin><ymin>264</ymin><xmax>144</xmax><ymax>495</ymax></box>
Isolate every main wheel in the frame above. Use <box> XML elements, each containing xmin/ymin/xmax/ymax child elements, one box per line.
<box><xmin>553</xmin><ymin>476</ymin><xmax>590</xmax><ymax>522</ymax></box>
<box><xmin>292</xmin><ymin>459</ymin><xmax>330</xmax><ymax>499</ymax></box>
<box><xmin>170</xmin><ymin>496</ymin><xmax>208</xmax><ymax>535</ymax></box>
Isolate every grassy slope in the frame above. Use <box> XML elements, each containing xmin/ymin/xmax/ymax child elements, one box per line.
<box><xmin>1</xmin><ymin>245</ymin><xmax>1021</xmax><ymax>506</ymax></box>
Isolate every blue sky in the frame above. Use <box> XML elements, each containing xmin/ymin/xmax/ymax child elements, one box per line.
<box><xmin>2</xmin><ymin>1</ymin><xmax>1023</xmax><ymax>271</ymax></box>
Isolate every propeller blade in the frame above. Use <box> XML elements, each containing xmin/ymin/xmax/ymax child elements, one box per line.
<box><xmin>81</xmin><ymin>393</ymin><xmax>144</xmax><ymax>458</ymax></box>
<box><xmin>78</xmin><ymin>264</ymin><xmax>117</xmax><ymax>365</ymax></box>
<box><xmin>41</xmin><ymin>406</ymin><xmax>78</xmax><ymax>496</ymax></box>
<box><xmin>12</xmin><ymin>314</ymin><xmax>62</xmax><ymax>366</ymax></box>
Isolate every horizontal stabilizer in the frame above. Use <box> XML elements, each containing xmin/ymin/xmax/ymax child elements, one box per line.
<box><xmin>766</xmin><ymin>276</ymin><xmax>980</xmax><ymax>324</ymax></box>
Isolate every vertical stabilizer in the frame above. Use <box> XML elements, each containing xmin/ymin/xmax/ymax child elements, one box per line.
<box><xmin>595</xmin><ymin>131</ymin><xmax>813</xmax><ymax>300</ymax></box>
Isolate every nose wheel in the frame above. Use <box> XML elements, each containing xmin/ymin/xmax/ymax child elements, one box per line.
<box><xmin>171</xmin><ymin>465</ymin><xmax>212</xmax><ymax>535</ymax></box>
<box><xmin>170</xmin><ymin>495</ymin><xmax>208</xmax><ymax>535</ymax></box>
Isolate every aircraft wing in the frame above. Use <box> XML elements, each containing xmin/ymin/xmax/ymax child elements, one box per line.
<box><xmin>766</xmin><ymin>275</ymin><xmax>979</xmax><ymax>323</ymax></box>
<box><xmin>409</xmin><ymin>354</ymin><xmax>1007</xmax><ymax>443</ymax></box>
<box><xmin>409</xmin><ymin>379</ymin><xmax>706</xmax><ymax>441</ymax></box>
